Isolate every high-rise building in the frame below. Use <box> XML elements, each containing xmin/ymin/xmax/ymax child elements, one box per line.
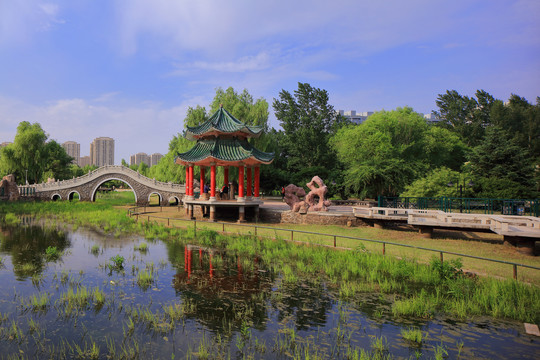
<box><xmin>0</xmin><ymin>141</ymin><xmax>12</xmax><ymax>148</ymax></box>
<box><xmin>150</xmin><ymin>153</ymin><xmax>163</xmax><ymax>166</ymax></box>
<box><xmin>338</xmin><ymin>110</ymin><xmax>441</xmax><ymax>125</ymax></box>
<box><xmin>90</xmin><ymin>137</ymin><xmax>115</xmax><ymax>166</ymax></box>
<box><xmin>79</xmin><ymin>156</ymin><xmax>91</xmax><ymax>167</ymax></box>
<box><xmin>62</xmin><ymin>141</ymin><xmax>80</xmax><ymax>165</ymax></box>
<box><xmin>130</xmin><ymin>152</ymin><xmax>150</xmax><ymax>166</ymax></box>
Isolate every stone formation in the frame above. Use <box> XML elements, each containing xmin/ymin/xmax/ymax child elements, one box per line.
<box><xmin>284</xmin><ymin>176</ymin><xmax>331</xmax><ymax>213</ymax></box>
<box><xmin>0</xmin><ymin>174</ymin><xmax>20</xmax><ymax>201</ymax></box>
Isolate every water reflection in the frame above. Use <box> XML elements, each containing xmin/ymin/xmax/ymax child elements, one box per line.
<box><xmin>0</xmin><ymin>217</ymin><xmax>536</xmax><ymax>359</ymax></box>
<box><xmin>167</xmin><ymin>242</ymin><xmax>273</xmax><ymax>332</ymax></box>
<box><xmin>0</xmin><ymin>218</ymin><xmax>71</xmax><ymax>280</ymax></box>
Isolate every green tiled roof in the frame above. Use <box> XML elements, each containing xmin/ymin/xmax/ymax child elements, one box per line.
<box><xmin>175</xmin><ymin>138</ymin><xmax>274</xmax><ymax>166</ymax></box>
<box><xmin>185</xmin><ymin>107</ymin><xmax>264</xmax><ymax>141</ymax></box>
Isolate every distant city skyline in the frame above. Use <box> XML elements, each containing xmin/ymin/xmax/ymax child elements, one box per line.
<box><xmin>0</xmin><ymin>1</ymin><xmax>538</xmax><ymax>164</ymax></box>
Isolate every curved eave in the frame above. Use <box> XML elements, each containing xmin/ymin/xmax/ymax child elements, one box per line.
<box><xmin>174</xmin><ymin>138</ymin><xmax>274</xmax><ymax>167</ymax></box>
<box><xmin>186</xmin><ymin>129</ymin><xmax>261</xmax><ymax>141</ymax></box>
<box><xmin>175</xmin><ymin>155</ymin><xmax>273</xmax><ymax>167</ymax></box>
<box><xmin>184</xmin><ymin>107</ymin><xmax>263</xmax><ymax>140</ymax></box>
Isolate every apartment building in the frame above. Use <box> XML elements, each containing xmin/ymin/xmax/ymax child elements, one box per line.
<box><xmin>62</xmin><ymin>141</ymin><xmax>80</xmax><ymax>165</ymax></box>
<box><xmin>90</xmin><ymin>137</ymin><xmax>114</xmax><ymax>166</ymax></box>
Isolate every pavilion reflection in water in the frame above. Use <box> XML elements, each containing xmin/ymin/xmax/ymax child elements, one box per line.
<box><xmin>168</xmin><ymin>243</ymin><xmax>334</xmax><ymax>332</ymax></box>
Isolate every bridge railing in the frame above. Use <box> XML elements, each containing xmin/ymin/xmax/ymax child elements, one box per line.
<box><xmin>32</xmin><ymin>165</ymin><xmax>185</xmax><ymax>192</ymax></box>
<box><xmin>378</xmin><ymin>196</ymin><xmax>539</xmax><ymax>217</ymax></box>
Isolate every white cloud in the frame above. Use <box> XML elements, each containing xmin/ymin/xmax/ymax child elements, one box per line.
<box><xmin>0</xmin><ymin>95</ymin><xmax>202</xmax><ymax>164</ymax></box>
<box><xmin>0</xmin><ymin>1</ymin><xmax>63</xmax><ymax>45</ymax></box>
<box><xmin>113</xmin><ymin>0</ymin><xmax>458</xmax><ymax>57</ymax></box>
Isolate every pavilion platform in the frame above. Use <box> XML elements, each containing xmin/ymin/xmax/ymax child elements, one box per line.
<box><xmin>183</xmin><ymin>197</ymin><xmax>263</xmax><ymax>222</ymax></box>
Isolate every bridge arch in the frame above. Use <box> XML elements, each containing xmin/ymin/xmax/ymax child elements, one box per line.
<box><xmin>90</xmin><ymin>177</ymin><xmax>138</xmax><ymax>203</ymax></box>
<box><xmin>33</xmin><ymin>165</ymin><xmax>185</xmax><ymax>206</ymax></box>
<box><xmin>68</xmin><ymin>191</ymin><xmax>80</xmax><ymax>201</ymax></box>
<box><xmin>168</xmin><ymin>196</ymin><xmax>180</xmax><ymax>206</ymax></box>
<box><xmin>148</xmin><ymin>191</ymin><xmax>163</xmax><ymax>206</ymax></box>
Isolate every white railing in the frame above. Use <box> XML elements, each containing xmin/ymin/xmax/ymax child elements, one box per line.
<box><xmin>31</xmin><ymin>165</ymin><xmax>185</xmax><ymax>193</ymax></box>
<box><xmin>354</xmin><ymin>206</ymin><xmax>540</xmax><ymax>237</ymax></box>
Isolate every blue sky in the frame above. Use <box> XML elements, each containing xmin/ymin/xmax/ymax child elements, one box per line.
<box><xmin>1</xmin><ymin>0</ymin><xmax>539</xmax><ymax>164</ymax></box>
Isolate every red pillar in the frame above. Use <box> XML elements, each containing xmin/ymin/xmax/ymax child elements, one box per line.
<box><xmin>210</xmin><ymin>165</ymin><xmax>216</xmax><ymax>199</ymax></box>
<box><xmin>238</xmin><ymin>165</ymin><xmax>244</xmax><ymax>199</ymax></box>
<box><xmin>209</xmin><ymin>254</ymin><xmax>214</xmax><ymax>278</ymax></box>
<box><xmin>185</xmin><ymin>166</ymin><xmax>190</xmax><ymax>195</ymax></box>
<box><xmin>254</xmin><ymin>166</ymin><xmax>260</xmax><ymax>198</ymax></box>
<box><xmin>246</xmin><ymin>167</ymin><xmax>252</xmax><ymax>198</ymax></box>
<box><xmin>200</xmin><ymin>167</ymin><xmax>205</xmax><ymax>193</ymax></box>
<box><xmin>189</xmin><ymin>165</ymin><xmax>194</xmax><ymax>196</ymax></box>
<box><xmin>224</xmin><ymin>166</ymin><xmax>229</xmax><ymax>185</ymax></box>
<box><xmin>187</xmin><ymin>248</ymin><xmax>192</xmax><ymax>278</ymax></box>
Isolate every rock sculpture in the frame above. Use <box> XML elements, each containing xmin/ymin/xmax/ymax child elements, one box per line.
<box><xmin>0</xmin><ymin>174</ymin><xmax>20</xmax><ymax>201</ymax></box>
<box><xmin>283</xmin><ymin>184</ymin><xmax>307</xmax><ymax>212</ymax></box>
<box><xmin>283</xmin><ymin>176</ymin><xmax>331</xmax><ymax>213</ymax></box>
<box><xmin>306</xmin><ymin>176</ymin><xmax>332</xmax><ymax>211</ymax></box>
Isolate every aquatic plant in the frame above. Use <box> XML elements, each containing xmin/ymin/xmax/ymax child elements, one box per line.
<box><xmin>45</xmin><ymin>246</ymin><xmax>61</xmax><ymax>261</ymax></box>
<box><xmin>3</xmin><ymin>212</ymin><xmax>19</xmax><ymax>226</ymax></box>
<box><xmin>90</xmin><ymin>245</ymin><xmax>100</xmax><ymax>255</ymax></box>
<box><xmin>28</xmin><ymin>293</ymin><xmax>50</xmax><ymax>311</ymax></box>
<box><xmin>400</xmin><ymin>327</ymin><xmax>424</xmax><ymax>344</ymax></box>
<box><xmin>109</xmin><ymin>255</ymin><xmax>125</xmax><ymax>270</ymax></box>
<box><xmin>134</xmin><ymin>242</ymin><xmax>149</xmax><ymax>252</ymax></box>
<box><xmin>136</xmin><ymin>270</ymin><xmax>153</xmax><ymax>290</ymax></box>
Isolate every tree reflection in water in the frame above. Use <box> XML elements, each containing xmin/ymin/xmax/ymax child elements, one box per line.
<box><xmin>0</xmin><ymin>217</ymin><xmax>71</xmax><ymax>279</ymax></box>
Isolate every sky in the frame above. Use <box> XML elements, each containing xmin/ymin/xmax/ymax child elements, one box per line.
<box><xmin>0</xmin><ymin>0</ymin><xmax>539</xmax><ymax>164</ymax></box>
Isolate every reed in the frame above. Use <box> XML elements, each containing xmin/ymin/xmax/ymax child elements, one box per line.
<box><xmin>134</xmin><ymin>242</ymin><xmax>149</xmax><ymax>252</ymax></box>
<box><xmin>136</xmin><ymin>270</ymin><xmax>153</xmax><ymax>290</ymax></box>
<box><xmin>45</xmin><ymin>246</ymin><xmax>61</xmax><ymax>261</ymax></box>
<box><xmin>400</xmin><ymin>327</ymin><xmax>424</xmax><ymax>344</ymax></box>
<box><xmin>90</xmin><ymin>245</ymin><xmax>100</xmax><ymax>255</ymax></box>
<box><xmin>3</xmin><ymin>212</ymin><xmax>19</xmax><ymax>226</ymax></box>
<box><xmin>28</xmin><ymin>293</ymin><xmax>50</xmax><ymax>311</ymax></box>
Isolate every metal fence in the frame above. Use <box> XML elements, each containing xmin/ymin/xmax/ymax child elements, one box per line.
<box><xmin>379</xmin><ymin>196</ymin><xmax>539</xmax><ymax>217</ymax></box>
<box><xmin>127</xmin><ymin>206</ymin><xmax>539</xmax><ymax>281</ymax></box>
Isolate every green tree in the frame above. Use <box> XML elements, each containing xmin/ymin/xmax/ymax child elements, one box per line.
<box><xmin>331</xmin><ymin>107</ymin><xmax>462</xmax><ymax>198</ymax></box>
<box><xmin>468</xmin><ymin>126</ymin><xmax>534</xmax><ymax>194</ymax></box>
<box><xmin>491</xmin><ymin>95</ymin><xmax>540</xmax><ymax>162</ymax></box>
<box><xmin>210</xmin><ymin>87</ymin><xmax>269</xmax><ymax>129</ymax></box>
<box><xmin>401</xmin><ymin>167</ymin><xmax>474</xmax><ymax>198</ymax></box>
<box><xmin>137</xmin><ymin>162</ymin><xmax>149</xmax><ymax>176</ymax></box>
<box><xmin>41</xmin><ymin>140</ymin><xmax>73</xmax><ymax>181</ymax></box>
<box><xmin>273</xmin><ymin>82</ymin><xmax>349</xmax><ymax>176</ymax></box>
<box><xmin>0</xmin><ymin>122</ymin><xmax>73</xmax><ymax>184</ymax></box>
<box><xmin>434</xmin><ymin>89</ymin><xmax>496</xmax><ymax>147</ymax></box>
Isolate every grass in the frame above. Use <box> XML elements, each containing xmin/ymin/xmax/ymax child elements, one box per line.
<box><xmin>1</xmin><ymin>196</ymin><xmax>539</xmax><ymax>325</ymax></box>
<box><xmin>136</xmin><ymin>270</ymin><xmax>153</xmax><ymax>290</ymax></box>
<box><xmin>90</xmin><ymin>245</ymin><xmax>100</xmax><ymax>255</ymax></box>
<box><xmin>45</xmin><ymin>246</ymin><xmax>61</xmax><ymax>261</ymax></box>
<box><xmin>26</xmin><ymin>293</ymin><xmax>50</xmax><ymax>311</ymax></box>
<box><xmin>109</xmin><ymin>255</ymin><xmax>125</xmax><ymax>270</ymax></box>
<box><xmin>134</xmin><ymin>242</ymin><xmax>148</xmax><ymax>252</ymax></box>
<box><xmin>141</xmin><ymin>206</ymin><xmax>540</xmax><ymax>284</ymax></box>
<box><xmin>400</xmin><ymin>328</ymin><xmax>424</xmax><ymax>344</ymax></box>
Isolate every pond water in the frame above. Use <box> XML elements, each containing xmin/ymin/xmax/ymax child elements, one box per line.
<box><xmin>0</xmin><ymin>218</ymin><xmax>538</xmax><ymax>359</ymax></box>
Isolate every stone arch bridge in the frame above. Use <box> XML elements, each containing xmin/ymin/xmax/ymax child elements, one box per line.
<box><xmin>19</xmin><ymin>165</ymin><xmax>185</xmax><ymax>206</ymax></box>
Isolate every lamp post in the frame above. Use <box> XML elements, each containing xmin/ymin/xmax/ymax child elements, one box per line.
<box><xmin>25</xmin><ymin>169</ymin><xmax>28</xmax><ymax>185</ymax></box>
<box><xmin>447</xmin><ymin>179</ymin><xmax>474</xmax><ymax>213</ymax></box>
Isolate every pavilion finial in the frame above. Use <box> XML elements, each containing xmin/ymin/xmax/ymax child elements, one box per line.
<box><xmin>220</xmin><ymin>103</ymin><xmax>223</xmax><ymax>108</ymax></box>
